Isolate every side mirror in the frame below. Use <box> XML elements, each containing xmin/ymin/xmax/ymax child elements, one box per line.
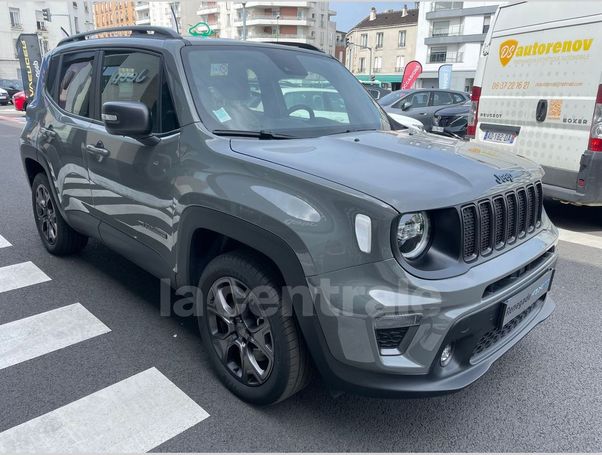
<box><xmin>401</xmin><ymin>101</ymin><xmax>412</xmax><ymax>111</ymax></box>
<box><xmin>101</xmin><ymin>101</ymin><xmax>159</xmax><ymax>146</ymax></box>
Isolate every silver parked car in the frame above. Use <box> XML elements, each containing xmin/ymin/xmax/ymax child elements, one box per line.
<box><xmin>380</xmin><ymin>88</ymin><xmax>469</xmax><ymax>131</ymax></box>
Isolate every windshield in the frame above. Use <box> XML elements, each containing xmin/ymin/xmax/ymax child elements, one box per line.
<box><xmin>182</xmin><ymin>45</ymin><xmax>390</xmax><ymax>138</ymax></box>
<box><xmin>378</xmin><ymin>90</ymin><xmax>410</xmax><ymax>106</ymax></box>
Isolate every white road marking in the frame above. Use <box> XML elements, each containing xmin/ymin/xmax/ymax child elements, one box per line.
<box><xmin>558</xmin><ymin>228</ymin><xmax>602</xmax><ymax>251</ymax></box>
<box><xmin>0</xmin><ymin>303</ymin><xmax>111</xmax><ymax>370</ymax></box>
<box><xmin>0</xmin><ymin>367</ymin><xmax>210</xmax><ymax>453</ymax></box>
<box><xmin>0</xmin><ymin>234</ymin><xmax>11</xmax><ymax>248</ymax></box>
<box><xmin>0</xmin><ymin>261</ymin><xmax>50</xmax><ymax>294</ymax></box>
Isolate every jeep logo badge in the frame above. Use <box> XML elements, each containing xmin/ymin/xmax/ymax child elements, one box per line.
<box><xmin>495</xmin><ymin>173</ymin><xmax>514</xmax><ymax>184</ymax></box>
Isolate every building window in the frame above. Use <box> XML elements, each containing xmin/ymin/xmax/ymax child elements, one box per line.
<box><xmin>9</xmin><ymin>8</ymin><xmax>21</xmax><ymax>28</ymax></box>
<box><xmin>74</xmin><ymin>16</ymin><xmax>80</xmax><ymax>33</ymax></box>
<box><xmin>13</xmin><ymin>39</ymin><xmax>18</xmax><ymax>58</ymax></box>
<box><xmin>395</xmin><ymin>55</ymin><xmax>404</xmax><ymax>72</ymax></box>
<box><xmin>483</xmin><ymin>16</ymin><xmax>491</xmax><ymax>34</ymax></box>
<box><xmin>360</xmin><ymin>33</ymin><xmax>368</xmax><ymax>47</ymax></box>
<box><xmin>433</xmin><ymin>1</ymin><xmax>463</xmax><ymax>11</ymax></box>
<box><xmin>35</xmin><ymin>10</ymin><xmax>46</xmax><ymax>31</ymax></box>
<box><xmin>432</xmin><ymin>20</ymin><xmax>450</xmax><ymax>37</ymax></box>
<box><xmin>398</xmin><ymin>30</ymin><xmax>406</xmax><ymax>47</ymax></box>
<box><xmin>359</xmin><ymin>57</ymin><xmax>365</xmax><ymax>72</ymax></box>
<box><xmin>373</xmin><ymin>56</ymin><xmax>382</xmax><ymax>72</ymax></box>
<box><xmin>429</xmin><ymin>46</ymin><xmax>448</xmax><ymax>63</ymax></box>
<box><xmin>375</xmin><ymin>32</ymin><xmax>383</xmax><ymax>48</ymax></box>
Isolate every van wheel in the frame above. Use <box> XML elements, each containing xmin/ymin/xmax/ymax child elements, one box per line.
<box><xmin>197</xmin><ymin>251</ymin><xmax>312</xmax><ymax>405</ymax></box>
<box><xmin>31</xmin><ymin>173</ymin><xmax>88</xmax><ymax>255</ymax></box>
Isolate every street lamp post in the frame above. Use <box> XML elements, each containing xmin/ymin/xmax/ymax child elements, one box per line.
<box><xmin>242</xmin><ymin>2</ymin><xmax>247</xmax><ymax>40</ymax></box>
<box><xmin>276</xmin><ymin>14</ymin><xmax>280</xmax><ymax>42</ymax></box>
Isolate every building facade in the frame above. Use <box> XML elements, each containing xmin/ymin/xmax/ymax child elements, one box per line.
<box><xmin>0</xmin><ymin>0</ymin><xmax>93</xmax><ymax>80</ymax></box>
<box><xmin>334</xmin><ymin>29</ymin><xmax>345</xmax><ymax>64</ymax></box>
<box><xmin>94</xmin><ymin>0</ymin><xmax>136</xmax><ymax>29</ymax></box>
<box><xmin>135</xmin><ymin>1</ymin><xmax>181</xmax><ymax>31</ymax></box>
<box><xmin>414</xmin><ymin>0</ymin><xmax>502</xmax><ymax>92</ymax></box>
<box><xmin>345</xmin><ymin>6</ymin><xmax>418</xmax><ymax>90</ymax></box>
<box><xmin>184</xmin><ymin>1</ymin><xmax>337</xmax><ymax>55</ymax></box>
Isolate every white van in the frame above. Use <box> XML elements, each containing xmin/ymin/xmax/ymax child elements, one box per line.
<box><xmin>468</xmin><ymin>1</ymin><xmax>602</xmax><ymax>206</ymax></box>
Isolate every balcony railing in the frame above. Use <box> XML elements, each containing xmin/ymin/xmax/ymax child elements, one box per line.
<box><xmin>244</xmin><ymin>31</ymin><xmax>308</xmax><ymax>39</ymax></box>
<box><xmin>235</xmin><ymin>14</ymin><xmax>312</xmax><ymax>23</ymax></box>
<box><xmin>427</xmin><ymin>51</ymin><xmax>463</xmax><ymax>63</ymax></box>
<box><xmin>431</xmin><ymin>1</ymin><xmax>464</xmax><ymax>11</ymax></box>
<box><xmin>431</xmin><ymin>23</ymin><xmax>464</xmax><ymax>37</ymax></box>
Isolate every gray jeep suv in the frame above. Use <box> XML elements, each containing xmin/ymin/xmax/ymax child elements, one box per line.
<box><xmin>20</xmin><ymin>26</ymin><xmax>559</xmax><ymax>404</ymax></box>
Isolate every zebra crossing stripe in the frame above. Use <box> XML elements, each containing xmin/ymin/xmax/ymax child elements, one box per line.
<box><xmin>0</xmin><ymin>261</ymin><xmax>51</xmax><ymax>294</ymax></box>
<box><xmin>0</xmin><ymin>235</ymin><xmax>11</xmax><ymax>248</ymax></box>
<box><xmin>0</xmin><ymin>303</ymin><xmax>110</xmax><ymax>370</ymax></box>
<box><xmin>0</xmin><ymin>367</ymin><xmax>210</xmax><ymax>453</ymax></box>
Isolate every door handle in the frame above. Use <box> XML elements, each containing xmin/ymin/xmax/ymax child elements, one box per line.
<box><xmin>86</xmin><ymin>144</ymin><xmax>110</xmax><ymax>158</ymax></box>
<box><xmin>536</xmin><ymin>99</ymin><xmax>548</xmax><ymax>122</ymax></box>
<box><xmin>40</xmin><ymin>127</ymin><xmax>56</xmax><ymax>138</ymax></box>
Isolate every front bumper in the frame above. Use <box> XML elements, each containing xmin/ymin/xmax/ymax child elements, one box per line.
<box><xmin>302</xmin><ymin>224</ymin><xmax>558</xmax><ymax>397</ymax></box>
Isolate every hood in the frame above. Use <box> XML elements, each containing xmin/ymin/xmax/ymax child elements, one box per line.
<box><xmin>230</xmin><ymin>130</ymin><xmax>543</xmax><ymax>213</ymax></box>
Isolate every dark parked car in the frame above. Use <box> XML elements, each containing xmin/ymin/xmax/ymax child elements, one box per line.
<box><xmin>432</xmin><ymin>101</ymin><xmax>470</xmax><ymax>138</ymax></box>
<box><xmin>20</xmin><ymin>26</ymin><xmax>558</xmax><ymax>405</ymax></box>
<box><xmin>0</xmin><ymin>79</ymin><xmax>23</xmax><ymax>99</ymax></box>
<box><xmin>360</xmin><ymin>82</ymin><xmax>391</xmax><ymax>101</ymax></box>
<box><xmin>379</xmin><ymin>88</ymin><xmax>469</xmax><ymax>131</ymax></box>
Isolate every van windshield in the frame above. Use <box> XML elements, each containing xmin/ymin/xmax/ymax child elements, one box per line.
<box><xmin>182</xmin><ymin>45</ymin><xmax>391</xmax><ymax>139</ymax></box>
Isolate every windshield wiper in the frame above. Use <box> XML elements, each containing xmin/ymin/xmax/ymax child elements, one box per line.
<box><xmin>212</xmin><ymin>129</ymin><xmax>296</xmax><ymax>140</ymax></box>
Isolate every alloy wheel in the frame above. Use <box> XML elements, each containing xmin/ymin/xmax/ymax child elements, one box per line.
<box><xmin>35</xmin><ymin>184</ymin><xmax>57</xmax><ymax>245</ymax></box>
<box><xmin>206</xmin><ymin>277</ymin><xmax>274</xmax><ymax>386</ymax></box>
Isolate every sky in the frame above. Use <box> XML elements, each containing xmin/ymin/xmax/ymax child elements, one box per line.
<box><xmin>330</xmin><ymin>1</ymin><xmax>417</xmax><ymax>32</ymax></box>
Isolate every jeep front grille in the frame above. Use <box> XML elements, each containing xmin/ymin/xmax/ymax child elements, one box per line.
<box><xmin>461</xmin><ymin>182</ymin><xmax>543</xmax><ymax>262</ymax></box>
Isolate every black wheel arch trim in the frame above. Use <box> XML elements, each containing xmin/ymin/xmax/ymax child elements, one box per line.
<box><xmin>175</xmin><ymin>205</ymin><xmax>340</xmax><ymax>385</ymax></box>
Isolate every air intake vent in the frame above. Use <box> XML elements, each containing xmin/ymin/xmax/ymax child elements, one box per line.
<box><xmin>375</xmin><ymin>326</ymin><xmax>409</xmax><ymax>350</ymax></box>
<box><xmin>462</xmin><ymin>205</ymin><xmax>478</xmax><ymax>261</ymax></box>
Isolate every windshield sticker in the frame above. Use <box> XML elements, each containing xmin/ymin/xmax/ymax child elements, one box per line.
<box><xmin>213</xmin><ymin>107</ymin><xmax>232</xmax><ymax>123</ymax></box>
<box><xmin>211</xmin><ymin>64</ymin><xmax>228</xmax><ymax>77</ymax></box>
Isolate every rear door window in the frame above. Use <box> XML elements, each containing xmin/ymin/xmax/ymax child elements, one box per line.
<box><xmin>56</xmin><ymin>53</ymin><xmax>94</xmax><ymax>118</ymax></box>
<box><xmin>431</xmin><ymin>91</ymin><xmax>454</xmax><ymax>106</ymax></box>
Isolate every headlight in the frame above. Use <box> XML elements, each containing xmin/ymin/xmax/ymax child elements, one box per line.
<box><xmin>0</xmin><ymin>89</ymin><xmax>7</xmax><ymax>96</ymax></box>
<box><xmin>397</xmin><ymin>212</ymin><xmax>430</xmax><ymax>259</ymax></box>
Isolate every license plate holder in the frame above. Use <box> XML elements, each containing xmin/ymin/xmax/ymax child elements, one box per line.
<box><xmin>484</xmin><ymin>131</ymin><xmax>515</xmax><ymax>144</ymax></box>
<box><xmin>499</xmin><ymin>270</ymin><xmax>553</xmax><ymax>328</ymax></box>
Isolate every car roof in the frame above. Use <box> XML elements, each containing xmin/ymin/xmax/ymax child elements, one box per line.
<box><xmin>52</xmin><ymin>27</ymin><xmax>328</xmax><ymax>59</ymax></box>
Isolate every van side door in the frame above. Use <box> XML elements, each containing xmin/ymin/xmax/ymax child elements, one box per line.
<box><xmin>85</xmin><ymin>49</ymin><xmax>180</xmax><ymax>278</ymax></box>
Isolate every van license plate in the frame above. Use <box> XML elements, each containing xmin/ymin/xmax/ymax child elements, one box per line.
<box><xmin>499</xmin><ymin>270</ymin><xmax>553</xmax><ymax>328</ymax></box>
<box><xmin>484</xmin><ymin>131</ymin><xmax>515</xmax><ymax>144</ymax></box>
<box><xmin>432</xmin><ymin>126</ymin><xmax>444</xmax><ymax>133</ymax></box>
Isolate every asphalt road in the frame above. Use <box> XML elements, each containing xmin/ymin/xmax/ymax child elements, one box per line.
<box><xmin>0</xmin><ymin>115</ymin><xmax>601</xmax><ymax>452</ymax></box>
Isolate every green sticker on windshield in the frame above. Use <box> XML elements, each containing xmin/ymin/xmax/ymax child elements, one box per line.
<box><xmin>213</xmin><ymin>107</ymin><xmax>232</xmax><ymax>123</ymax></box>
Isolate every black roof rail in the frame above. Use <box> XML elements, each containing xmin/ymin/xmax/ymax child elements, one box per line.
<box><xmin>264</xmin><ymin>41</ymin><xmax>323</xmax><ymax>52</ymax></box>
<box><xmin>57</xmin><ymin>26</ymin><xmax>181</xmax><ymax>47</ymax></box>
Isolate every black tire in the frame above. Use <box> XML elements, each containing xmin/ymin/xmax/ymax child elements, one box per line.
<box><xmin>31</xmin><ymin>173</ymin><xmax>88</xmax><ymax>255</ymax></box>
<box><xmin>197</xmin><ymin>250</ymin><xmax>312</xmax><ymax>405</ymax></box>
